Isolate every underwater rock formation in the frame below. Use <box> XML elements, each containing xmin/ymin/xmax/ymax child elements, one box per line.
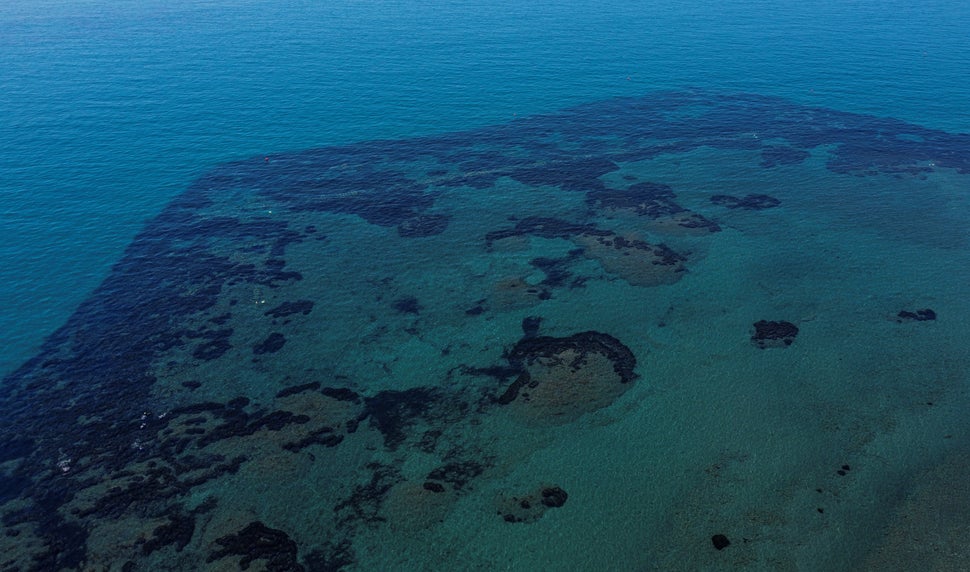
<box><xmin>896</xmin><ymin>308</ymin><xmax>936</xmax><ymax>322</ymax></box>
<box><xmin>710</xmin><ymin>193</ymin><xmax>781</xmax><ymax>210</ymax></box>
<box><xmin>574</xmin><ymin>232</ymin><xmax>688</xmax><ymax>286</ymax></box>
<box><xmin>487</xmin><ymin>217</ymin><xmax>690</xmax><ymax>287</ymax></box>
<box><xmin>499</xmin><ymin>331</ymin><xmax>637</xmax><ymax>424</ymax></box>
<box><xmin>751</xmin><ymin>320</ymin><xmax>799</xmax><ymax>349</ymax></box>
<box><xmin>587</xmin><ymin>182</ymin><xmax>721</xmax><ymax>234</ymax></box>
<box><xmin>207</xmin><ymin>521</ymin><xmax>303</xmax><ymax>571</ymax></box>
<box><xmin>496</xmin><ymin>484</ymin><xmax>569</xmax><ymax>523</ymax></box>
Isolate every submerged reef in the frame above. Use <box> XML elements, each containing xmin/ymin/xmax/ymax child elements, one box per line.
<box><xmin>896</xmin><ymin>308</ymin><xmax>936</xmax><ymax>322</ymax></box>
<box><xmin>710</xmin><ymin>193</ymin><xmax>781</xmax><ymax>210</ymax></box>
<box><xmin>498</xmin><ymin>331</ymin><xmax>638</xmax><ymax>424</ymax></box>
<box><xmin>496</xmin><ymin>484</ymin><xmax>569</xmax><ymax>523</ymax></box>
<box><xmin>751</xmin><ymin>320</ymin><xmax>800</xmax><ymax>349</ymax></box>
<box><xmin>1</xmin><ymin>90</ymin><xmax>968</xmax><ymax>570</ymax></box>
<box><xmin>487</xmin><ymin>217</ymin><xmax>689</xmax><ymax>287</ymax></box>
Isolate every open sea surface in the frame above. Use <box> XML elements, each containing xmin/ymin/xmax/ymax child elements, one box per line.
<box><xmin>1</xmin><ymin>1</ymin><xmax>969</xmax><ymax>570</ymax></box>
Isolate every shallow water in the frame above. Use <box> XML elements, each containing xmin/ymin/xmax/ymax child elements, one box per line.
<box><xmin>1</xmin><ymin>90</ymin><xmax>970</xmax><ymax>570</ymax></box>
<box><xmin>3</xmin><ymin>1</ymin><xmax>970</xmax><ymax>571</ymax></box>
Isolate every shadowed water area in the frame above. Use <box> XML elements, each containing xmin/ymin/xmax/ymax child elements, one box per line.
<box><xmin>2</xmin><ymin>91</ymin><xmax>970</xmax><ymax>570</ymax></box>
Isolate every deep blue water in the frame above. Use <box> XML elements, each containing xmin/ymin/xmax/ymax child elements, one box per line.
<box><xmin>2</xmin><ymin>0</ymin><xmax>969</xmax><ymax>376</ymax></box>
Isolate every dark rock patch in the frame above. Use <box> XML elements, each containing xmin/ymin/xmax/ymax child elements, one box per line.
<box><xmin>710</xmin><ymin>193</ymin><xmax>780</xmax><ymax>210</ymax></box>
<box><xmin>897</xmin><ymin>308</ymin><xmax>936</xmax><ymax>322</ymax></box>
<box><xmin>208</xmin><ymin>521</ymin><xmax>304</xmax><ymax>571</ymax></box>
<box><xmin>485</xmin><ymin>216</ymin><xmax>605</xmax><ymax>247</ymax></box>
<box><xmin>191</xmin><ymin>408</ymin><xmax>310</xmax><ymax>448</ymax></box>
<box><xmin>498</xmin><ymin>331</ymin><xmax>638</xmax><ymax>423</ymax></box>
<box><xmin>751</xmin><ymin>320</ymin><xmax>799</xmax><ymax>349</ymax></box>
<box><xmin>426</xmin><ymin>461</ymin><xmax>486</xmax><ymax>491</ymax></box>
<box><xmin>497</xmin><ymin>374</ymin><xmax>530</xmax><ymax>405</ymax></box>
<box><xmin>303</xmin><ymin>540</ymin><xmax>356</xmax><ymax>572</ymax></box>
<box><xmin>712</xmin><ymin>534</ymin><xmax>731</xmax><ymax>550</ymax></box>
<box><xmin>0</xmin><ymin>159</ymin><xmax>326</xmax><ymax>569</ymax></box>
<box><xmin>265</xmin><ymin>300</ymin><xmax>315</xmax><ymax>319</ymax></box>
<box><xmin>31</xmin><ymin>520</ymin><xmax>88</xmax><ymax>571</ymax></box>
<box><xmin>529</xmin><ymin>249</ymin><xmax>585</xmax><ymax>287</ymax></box>
<box><xmin>574</xmin><ymin>233</ymin><xmax>689</xmax><ymax>286</ymax></box>
<box><xmin>418</xmin><ymin>429</ymin><xmax>442</xmax><ymax>453</ymax></box>
<box><xmin>248</xmin><ymin>410</ymin><xmax>309</xmax><ymax>432</ymax></box>
<box><xmin>169</xmin><ymin>402</ymin><xmax>226</xmax><ymax>416</ymax></box>
<box><xmin>460</xmin><ymin>364</ymin><xmax>520</xmax><ymax>382</ymax></box>
<box><xmin>141</xmin><ymin>510</ymin><xmax>195</xmax><ymax>555</ymax></box>
<box><xmin>521</xmin><ymin>316</ymin><xmax>542</xmax><ymax>338</ymax></box>
<box><xmin>282</xmin><ymin>427</ymin><xmax>344</xmax><ymax>452</ymax></box>
<box><xmin>392</xmin><ymin>296</ymin><xmax>422</xmax><ymax>315</ymax></box>
<box><xmin>529</xmin><ymin>257</ymin><xmax>571</xmax><ymax>288</ymax></box>
<box><xmin>670</xmin><ymin>212</ymin><xmax>722</xmax><ymax>232</ymax></box>
<box><xmin>321</xmin><ymin>387</ymin><xmax>361</xmax><ymax>403</ymax></box>
<box><xmin>423</xmin><ymin>481</ymin><xmax>446</xmax><ymax>493</ymax></box>
<box><xmin>268</xmin><ymin>166</ymin><xmax>433</xmax><ymax>229</ymax></box>
<box><xmin>192</xmin><ymin>329</ymin><xmax>234</xmax><ymax>361</ymax></box>
<box><xmin>276</xmin><ymin>382</ymin><xmax>322</xmax><ymax>399</ymax></box>
<box><xmin>508</xmin><ymin>331</ymin><xmax>638</xmax><ymax>385</ymax></box>
<box><xmin>361</xmin><ymin>388</ymin><xmax>443</xmax><ymax>450</ymax></box>
<box><xmin>210</xmin><ymin>312</ymin><xmax>232</xmax><ymax>325</ymax></box>
<box><xmin>254</xmin><ymin>332</ymin><xmax>286</xmax><ymax>355</ymax></box>
<box><xmin>490</xmin><ymin>277</ymin><xmax>552</xmax><ymax>309</ymax></box>
<box><xmin>586</xmin><ymin>182</ymin><xmax>720</xmax><ymax>233</ymax></box>
<box><xmin>169</xmin><ymin>401</ymin><xmax>226</xmax><ymax>418</ymax></box>
<box><xmin>540</xmin><ymin>486</ymin><xmax>568</xmax><ymax>508</ymax></box>
<box><xmin>71</xmin><ymin>454</ymin><xmax>246</xmax><ymax>520</ymax></box>
<box><xmin>587</xmin><ymin>182</ymin><xmax>683</xmax><ymax>217</ymax></box>
<box><xmin>511</xmin><ymin>157</ymin><xmax>618</xmax><ymax>191</ymax></box>
<box><xmin>334</xmin><ymin>463</ymin><xmax>401</xmax><ymax>526</ymax></box>
<box><xmin>496</xmin><ymin>484</ymin><xmax>568</xmax><ymax>523</ymax></box>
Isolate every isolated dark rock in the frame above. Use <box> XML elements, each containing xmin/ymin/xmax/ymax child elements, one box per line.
<box><xmin>896</xmin><ymin>308</ymin><xmax>936</xmax><ymax>322</ymax></box>
<box><xmin>751</xmin><ymin>320</ymin><xmax>799</xmax><ymax>349</ymax></box>
<box><xmin>710</xmin><ymin>193</ymin><xmax>780</xmax><ymax>210</ymax></box>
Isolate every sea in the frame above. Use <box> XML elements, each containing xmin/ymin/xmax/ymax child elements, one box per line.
<box><xmin>1</xmin><ymin>0</ymin><xmax>969</xmax><ymax>570</ymax></box>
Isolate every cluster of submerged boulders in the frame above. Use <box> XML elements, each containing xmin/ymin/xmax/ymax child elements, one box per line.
<box><xmin>496</xmin><ymin>485</ymin><xmax>569</xmax><ymax>523</ymax></box>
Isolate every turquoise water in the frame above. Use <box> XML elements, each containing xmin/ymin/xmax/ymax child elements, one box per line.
<box><xmin>2</xmin><ymin>1</ymin><xmax>970</xmax><ymax>570</ymax></box>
